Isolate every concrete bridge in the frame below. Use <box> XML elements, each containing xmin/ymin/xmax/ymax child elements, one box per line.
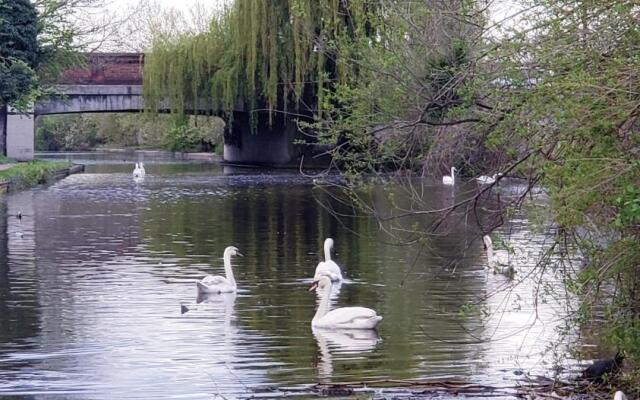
<box><xmin>3</xmin><ymin>53</ymin><xmax>309</xmax><ymax>165</ymax></box>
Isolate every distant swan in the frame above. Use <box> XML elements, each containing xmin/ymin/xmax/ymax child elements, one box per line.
<box><xmin>132</xmin><ymin>163</ymin><xmax>142</xmax><ymax>177</ymax></box>
<box><xmin>476</xmin><ymin>174</ymin><xmax>497</xmax><ymax>184</ymax></box>
<box><xmin>313</xmin><ymin>238</ymin><xmax>343</xmax><ymax>281</ymax></box>
<box><xmin>442</xmin><ymin>167</ymin><xmax>456</xmax><ymax>185</ymax></box>
<box><xmin>197</xmin><ymin>246</ymin><xmax>242</xmax><ymax>293</ymax></box>
<box><xmin>309</xmin><ymin>276</ymin><xmax>382</xmax><ymax>329</ymax></box>
<box><xmin>483</xmin><ymin>235</ymin><xmax>513</xmax><ymax>275</ymax></box>
<box><xmin>476</xmin><ymin>173</ymin><xmax>502</xmax><ymax>185</ymax></box>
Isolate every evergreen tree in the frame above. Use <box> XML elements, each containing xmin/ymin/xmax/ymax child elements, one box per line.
<box><xmin>0</xmin><ymin>0</ymin><xmax>39</xmax><ymax>105</ymax></box>
<box><xmin>0</xmin><ymin>0</ymin><xmax>39</xmax><ymax>155</ymax></box>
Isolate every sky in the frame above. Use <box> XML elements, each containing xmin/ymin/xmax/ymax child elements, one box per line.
<box><xmin>106</xmin><ymin>0</ymin><xmax>226</xmax><ymax>14</ymax></box>
<box><xmin>92</xmin><ymin>0</ymin><xmax>525</xmax><ymax>51</ymax></box>
<box><xmin>81</xmin><ymin>0</ymin><xmax>226</xmax><ymax>51</ymax></box>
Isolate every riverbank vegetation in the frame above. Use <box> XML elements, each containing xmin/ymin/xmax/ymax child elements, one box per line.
<box><xmin>143</xmin><ymin>0</ymin><xmax>638</xmax><ymax>391</ymax></box>
<box><xmin>35</xmin><ymin>113</ymin><xmax>224</xmax><ymax>153</ymax></box>
<box><xmin>0</xmin><ymin>159</ymin><xmax>72</xmax><ymax>191</ymax></box>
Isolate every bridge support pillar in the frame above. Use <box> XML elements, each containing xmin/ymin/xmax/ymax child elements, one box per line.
<box><xmin>223</xmin><ymin>112</ymin><xmax>299</xmax><ymax>165</ymax></box>
<box><xmin>6</xmin><ymin>106</ymin><xmax>34</xmax><ymax>161</ymax></box>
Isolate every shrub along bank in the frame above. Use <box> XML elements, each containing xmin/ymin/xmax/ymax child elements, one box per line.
<box><xmin>0</xmin><ymin>159</ymin><xmax>74</xmax><ymax>192</ymax></box>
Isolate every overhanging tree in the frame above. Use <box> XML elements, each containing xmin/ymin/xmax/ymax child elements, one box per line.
<box><xmin>0</xmin><ymin>0</ymin><xmax>39</xmax><ymax>155</ymax></box>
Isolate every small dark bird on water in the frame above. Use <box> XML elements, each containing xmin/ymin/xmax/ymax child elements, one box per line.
<box><xmin>17</xmin><ymin>211</ymin><xmax>22</xmax><ymax>220</ymax></box>
<box><xmin>582</xmin><ymin>351</ymin><xmax>624</xmax><ymax>382</ymax></box>
<box><xmin>180</xmin><ymin>304</ymin><xmax>190</xmax><ymax>314</ymax></box>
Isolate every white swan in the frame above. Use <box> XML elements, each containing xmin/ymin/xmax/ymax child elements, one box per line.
<box><xmin>132</xmin><ymin>163</ymin><xmax>142</xmax><ymax>178</ymax></box>
<box><xmin>614</xmin><ymin>391</ymin><xmax>627</xmax><ymax>400</ymax></box>
<box><xmin>309</xmin><ymin>276</ymin><xmax>382</xmax><ymax>329</ymax></box>
<box><xmin>483</xmin><ymin>235</ymin><xmax>513</xmax><ymax>275</ymax></box>
<box><xmin>476</xmin><ymin>174</ymin><xmax>497</xmax><ymax>184</ymax></box>
<box><xmin>442</xmin><ymin>166</ymin><xmax>456</xmax><ymax>185</ymax></box>
<box><xmin>477</xmin><ymin>173</ymin><xmax>503</xmax><ymax>185</ymax></box>
<box><xmin>139</xmin><ymin>162</ymin><xmax>146</xmax><ymax>176</ymax></box>
<box><xmin>313</xmin><ymin>238</ymin><xmax>343</xmax><ymax>281</ymax></box>
<box><xmin>196</xmin><ymin>246</ymin><xmax>242</xmax><ymax>293</ymax></box>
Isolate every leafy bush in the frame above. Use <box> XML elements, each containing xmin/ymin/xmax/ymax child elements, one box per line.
<box><xmin>35</xmin><ymin>113</ymin><xmax>223</xmax><ymax>152</ymax></box>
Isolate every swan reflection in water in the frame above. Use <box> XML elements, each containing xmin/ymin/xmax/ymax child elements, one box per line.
<box><xmin>314</xmin><ymin>279</ymin><xmax>343</xmax><ymax>309</ymax></box>
<box><xmin>196</xmin><ymin>291</ymin><xmax>238</xmax><ymax>334</ymax></box>
<box><xmin>313</xmin><ymin>328</ymin><xmax>380</xmax><ymax>381</ymax></box>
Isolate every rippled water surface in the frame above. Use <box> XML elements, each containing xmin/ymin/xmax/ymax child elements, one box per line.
<box><xmin>0</xmin><ymin>155</ymin><xmax>574</xmax><ymax>398</ymax></box>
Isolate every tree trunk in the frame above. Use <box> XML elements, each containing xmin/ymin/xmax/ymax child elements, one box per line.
<box><xmin>0</xmin><ymin>105</ymin><xmax>6</xmax><ymax>156</ymax></box>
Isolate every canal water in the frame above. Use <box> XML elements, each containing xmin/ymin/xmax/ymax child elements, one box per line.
<box><xmin>0</xmin><ymin>155</ymin><xmax>577</xmax><ymax>398</ymax></box>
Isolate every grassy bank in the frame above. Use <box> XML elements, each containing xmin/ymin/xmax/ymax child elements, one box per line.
<box><xmin>0</xmin><ymin>159</ymin><xmax>74</xmax><ymax>192</ymax></box>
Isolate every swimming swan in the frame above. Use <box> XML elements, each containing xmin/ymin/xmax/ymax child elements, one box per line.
<box><xmin>309</xmin><ymin>276</ymin><xmax>382</xmax><ymax>329</ymax></box>
<box><xmin>442</xmin><ymin>167</ymin><xmax>456</xmax><ymax>185</ymax></box>
<box><xmin>139</xmin><ymin>162</ymin><xmax>146</xmax><ymax>176</ymax></box>
<box><xmin>132</xmin><ymin>163</ymin><xmax>142</xmax><ymax>178</ymax></box>
<box><xmin>313</xmin><ymin>238</ymin><xmax>343</xmax><ymax>281</ymax></box>
<box><xmin>483</xmin><ymin>235</ymin><xmax>513</xmax><ymax>275</ymax></box>
<box><xmin>197</xmin><ymin>246</ymin><xmax>242</xmax><ymax>293</ymax></box>
<box><xmin>476</xmin><ymin>173</ymin><xmax>503</xmax><ymax>185</ymax></box>
<box><xmin>476</xmin><ymin>174</ymin><xmax>497</xmax><ymax>184</ymax></box>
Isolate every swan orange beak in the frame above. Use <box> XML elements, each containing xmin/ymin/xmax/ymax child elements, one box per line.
<box><xmin>308</xmin><ymin>281</ymin><xmax>318</xmax><ymax>292</ymax></box>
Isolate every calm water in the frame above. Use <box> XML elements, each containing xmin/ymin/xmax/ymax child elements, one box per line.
<box><xmin>0</xmin><ymin>155</ymin><xmax>576</xmax><ymax>399</ymax></box>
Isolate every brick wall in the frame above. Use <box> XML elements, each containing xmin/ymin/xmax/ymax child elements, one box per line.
<box><xmin>60</xmin><ymin>53</ymin><xmax>144</xmax><ymax>85</ymax></box>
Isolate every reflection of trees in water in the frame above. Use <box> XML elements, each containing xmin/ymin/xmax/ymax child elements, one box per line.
<box><xmin>137</xmin><ymin>183</ymin><xmax>489</xmax><ymax>383</ymax></box>
<box><xmin>0</xmin><ymin>193</ymin><xmax>40</xmax><ymax>345</ymax></box>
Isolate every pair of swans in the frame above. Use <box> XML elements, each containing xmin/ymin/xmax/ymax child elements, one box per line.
<box><xmin>444</xmin><ymin>167</ymin><xmax>503</xmax><ymax>186</ymax></box>
<box><xmin>483</xmin><ymin>235</ymin><xmax>515</xmax><ymax>275</ymax></box>
<box><xmin>310</xmin><ymin>238</ymin><xmax>382</xmax><ymax>330</ymax></box>
<box><xmin>199</xmin><ymin>239</ymin><xmax>343</xmax><ymax>293</ymax></box>
<box><xmin>132</xmin><ymin>162</ymin><xmax>146</xmax><ymax>178</ymax></box>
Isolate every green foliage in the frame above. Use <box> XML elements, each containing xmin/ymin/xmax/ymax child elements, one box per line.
<box><xmin>311</xmin><ymin>1</ymin><xmax>483</xmax><ymax>175</ymax></box>
<box><xmin>614</xmin><ymin>183</ymin><xmax>640</xmax><ymax>229</ymax></box>
<box><xmin>0</xmin><ymin>0</ymin><xmax>39</xmax><ymax>105</ymax></box>
<box><xmin>35</xmin><ymin>113</ymin><xmax>224</xmax><ymax>152</ymax></box>
<box><xmin>143</xmin><ymin>0</ymin><xmax>376</xmax><ymax>128</ymax></box>
<box><xmin>36</xmin><ymin>114</ymin><xmax>102</xmax><ymax>150</ymax></box>
<box><xmin>0</xmin><ymin>154</ymin><xmax>15</xmax><ymax>163</ymax></box>
<box><xmin>0</xmin><ymin>160</ymin><xmax>71</xmax><ymax>190</ymax></box>
<box><xmin>32</xmin><ymin>0</ymin><xmax>81</xmax><ymax>84</ymax></box>
<box><xmin>472</xmin><ymin>0</ymin><xmax>640</xmax><ymax>364</ymax></box>
<box><xmin>162</xmin><ymin>116</ymin><xmax>222</xmax><ymax>152</ymax></box>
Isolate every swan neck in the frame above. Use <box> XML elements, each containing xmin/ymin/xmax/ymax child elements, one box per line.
<box><xmin>313</xmin><ymin>285</ymin><xmax>331</xmax><ymax>322</ymax></box>
<box><xmin>223</xmin><ymin>253</ymin><xmax>236</xmax><ymax>287</ymax></box>
<box><xmin>486</xmin><ymin>241</ymin><xmax>494</xmax><ymax>262</ymax></box>
<box><xmin>324</xmin><ymin>241</ymin><xmax>332</xmax><ymax>261</ymax></box>
<box><xmin>451</xmin><ymin>167</ymin><xmax>456</xmax><ymax>183</ymax></box>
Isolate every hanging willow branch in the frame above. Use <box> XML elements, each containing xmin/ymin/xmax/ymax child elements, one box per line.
<box><xmin>142</xmin><ymin>0</ymin><xmax>377</xmax><ymax>127</ymax></box>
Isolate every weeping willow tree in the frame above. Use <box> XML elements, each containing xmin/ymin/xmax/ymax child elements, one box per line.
<box><xmin>143</xmin><ymin>0</ymin><xmax>377</xmax><ymax>132</ymax></box>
